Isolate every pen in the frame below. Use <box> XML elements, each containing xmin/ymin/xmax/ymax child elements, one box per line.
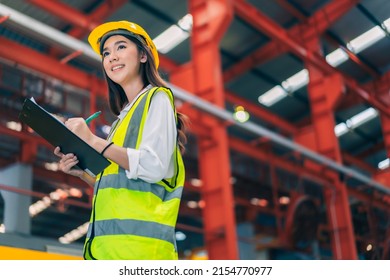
<box><xmin>85</xmin><ymin>111</ymin><xmax>101</xmax><ymax>124</ymax></box>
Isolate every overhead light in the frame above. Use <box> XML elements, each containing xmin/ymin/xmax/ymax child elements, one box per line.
<box><xmin>258</xmin><ymin>85</ymin><xmax>287</xmax><ymax>107</ymax></box>
<box><xmin>101</xmin><ymin>125</ymin><xmax>111</xmax><ymax>135</ymax></box>
<box><xmin>154</xmin><ymin>25</ymin><xmax>189</xmax><ymax>53</ymax></box>
<box><xmin>178</xmin><ymin>14</ymin><xmax>193</xmax><ymax>31</ymax></box>
<box><xmin>257</xmin><ymin>17</ymin><xmax>390</xmax><ymax>107</ymax></box>
<box><xmin>378</xmin><ymin>158</ymin><xmax>389</xmax><ymax>170</ymax></box>
<box><xmin>153</xmin><ymin>14</ymin><xmax>192</xmax><ymax>54</ymax></box>
<box><xmin>44</xmin><ymin>162</ymin><xmax>59</xmax><ymax>171</ymax></box>
<box><xmin>347</xmin><ymin>26</ymin><xmax>386</xmax><ymax>53</ymax></box>
<box><xmin>233</xmin><ymin>105</ymin><xmax>250</xmax><ymax>123</ymax></box>
<box><xmin>175</xmin><ymin>231</ymin><xmax>187</xmax><ymax>241</ymax></box>
<box><xmin>29</xmin><ymin>187</ymin><xmax>82</xmax><ymax>217</ymax></box>
<box><xmin>250</xmin><ymin>198</ymin><xmax>258</xmax><ymax>205</ymax></box>
<box><xmin>334</xmin><ymin>122</ymin><xmax>349</xmax><ymax>137</ymax></box>
<box><xmin>6</xmin><ymin>121</ymin><xmax>22</xmax><ymax>132</ymax></box>
<box><xmin>187</xmin><ymin>201</ymin><xmax>198</xmax><ymax>209</ymax></box>
<box><xmin>334</xmin><ymin>107</ymin><xmax>378</xmax><ymax>137</ymax></box>
<box><xmin>383</xmin><ymin>18</ymin><xmax>390</xmax><ymax>31</ymax></box>
<box><xmin>281</xmin><ymin>69</ymin><xmax>309</xmax><ymax>92</ymax></box>
<box><xmin>186</xmin><ymin>200</ymin><xmax>205</xmax><ymax>209</ymax></box>
<box><xmin>279</xmin><ymin>196</ymin><xmax>290</xmax><ymax>205</ymax></box>
<box><xmin>58</xmin><ymin>222</ymin><xmax>89</xmax><ymax>244</ymax></box>
<box><xmin>347</xmin><ymin>107</ymin><xmax>378</xmax><ymax>127</ymax></box>
<box><xmin>190</xmin><ymin>178</ymin><xmax>203</xmax><ymax>187</ymax></box>
<box><xmin>259</xmin><ymin>70</ymin><xmax>309</xmax><ymax>107</ymax></box>
<box><xmin>29</xmin><ymin>196</ymin><xmax>51</xmax><ymax>217</ymax></box>
<box><xmin>68</xmin><ymin>188</ymin><xmax>82</xmax><ymax>198</ymax></box>
<box><xmin>250</xmin><ymin>198</ymin><xmax>268</xmax><ymax>207</ymax></box>
<box><xmin>326</xmin><ymin>48</ymin><xmax>349</xmax><ymax>67</ymax></box>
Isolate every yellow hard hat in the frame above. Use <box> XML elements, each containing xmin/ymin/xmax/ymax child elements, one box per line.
<box><xmin>88</xmin><ymin>20</ymin><xmax>159</xmax><ymax>69</ymax></box>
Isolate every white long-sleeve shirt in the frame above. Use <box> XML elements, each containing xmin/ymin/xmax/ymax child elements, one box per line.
<box><xmin>110</xmin><ymin>85</ymin><xmax>177</xmax><ymax>183</ymax></box>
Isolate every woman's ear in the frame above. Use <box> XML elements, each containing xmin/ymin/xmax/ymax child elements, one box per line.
<box><xmin>140</xmin><ymin>51</ymin><xmax>147</xmax><ymax>64</ymax></box>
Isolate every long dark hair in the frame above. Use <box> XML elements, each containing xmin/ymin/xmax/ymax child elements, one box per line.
<box><xmin>103</xmin><ymin>35</ymin><xmax>188</xmax><ymax>154</ymax></box>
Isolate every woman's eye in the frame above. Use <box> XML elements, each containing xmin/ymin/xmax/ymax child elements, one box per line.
<box><xmin>102</xmin><ymin>51</ymin><xmax>109</xmax><ymax>57</ymax></box>
<box><xmin>118</xmin><ymin>45</ymin><xmax>126</xmax><ymax>50</ymax></box>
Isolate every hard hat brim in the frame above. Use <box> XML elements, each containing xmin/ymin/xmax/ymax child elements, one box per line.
<box><xmin>88</xmin><ymin>21</ymin><xmax>159</xmax><ymax>69</ymax></box>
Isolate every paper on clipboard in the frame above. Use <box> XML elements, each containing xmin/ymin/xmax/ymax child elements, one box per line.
<box><xmin>18</xmin><ymin>97</ymin><xmax>110</xmax><ymax>176</ymax></box>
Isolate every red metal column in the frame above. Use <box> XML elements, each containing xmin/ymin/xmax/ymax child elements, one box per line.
<box><xmin>171</xmin><ymin>0</ymin><xmax>238</xmax><ymax>259</ymax></box>
<box><xmin>379</xmin><ymin>115</ymin><xmax>390</xmax><ymax>159</ymax></box>
<box><xmin>302</xmin><ymin>38</ymin><xmax>357</xmax><ymax>259</ymax></box>
<box><xmin>374</xmin><ymin>114</ymin><xmax>390</xmax><ymax>206</ymax></box>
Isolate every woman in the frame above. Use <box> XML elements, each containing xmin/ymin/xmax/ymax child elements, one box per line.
<box><xmin>54</xmin><ymin>20</ymin><xmax>187</xmax><ymax>260</ymax></box>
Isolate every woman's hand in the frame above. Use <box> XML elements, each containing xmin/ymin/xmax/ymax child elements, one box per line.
<box><xmin>54</xmin><ymin>146</ymin><xmax>84</xmax><ymax>178</ymax></box>
<box><xmin>65</xmin><ymin>117</ymin><xmax>95</xmax><ymax>145</ymax></box>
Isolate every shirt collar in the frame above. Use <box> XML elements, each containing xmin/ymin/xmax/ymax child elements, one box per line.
<box><xmin>119</xmin><ymin>84</ymin><xmax>153</xmax><ymax>118</ymax></box>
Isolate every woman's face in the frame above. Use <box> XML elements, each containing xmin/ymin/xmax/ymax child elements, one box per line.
<box><xmin>101</xmin><ymin>35</ymin><xmax>146</xmax><ymax>86</ymax></box>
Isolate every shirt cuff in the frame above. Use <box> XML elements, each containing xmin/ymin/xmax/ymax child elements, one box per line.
<box><xmin>125</xmin><ymin>148</ymin><xmax>140</xmax><ymax>179</ymax></box>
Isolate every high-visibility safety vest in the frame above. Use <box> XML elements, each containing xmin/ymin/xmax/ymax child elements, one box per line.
<box><xmin>83</xmin><ymin>87</ymin><xmax>185</xmax><ymax>260</ymax></box>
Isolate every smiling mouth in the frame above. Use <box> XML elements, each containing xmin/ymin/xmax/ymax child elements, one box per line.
<box><xmin>112</xmin><ymin>65</ymin><xmax>124</xmax><ymax>71</ymax></box>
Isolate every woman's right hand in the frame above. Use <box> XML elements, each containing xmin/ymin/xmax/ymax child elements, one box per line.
<box><xmin>54</xmin><ymin>146</ymin><xmax>84</xmax><ymax>178</ymax></box>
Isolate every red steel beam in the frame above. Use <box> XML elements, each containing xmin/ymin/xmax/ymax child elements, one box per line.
<box><xmin>325</xmin><ymin>34</ymin><xmax>379</xmax><ymax>78</ymax></box>
<box><xmin>2</xmin><ymin>122</ymin><xmax>388</xmax><ymax>213</ymax></box>
<box><xmin>0</xmin><ymin>31</ymin><xmax>380</xmax><ymax>186</ymax></box>
<box><xmin>380</xmin><ymin>115</ymin><xmax>390</xmax><ymax>159</ymax></box>
<box><xmin>1</xmin><ymin>2</ymin><xmax>388</xmax><ymax>256</ymax></box>
<box><xmin>223</xmin><ymin>42</ymin><xmax>287</xmax><ymax>83</ymax></box>
<box><xmin>357</xmin><ymin>142</ymin><xmax>385</xmax><ymax>159</ymax></box>
<box><xmin>28</xmin><ymin>0</ymin><xmax>99</xmax><ymax>31</ymax></box>
<box><xmin>159</xmin><ymin>55</ymin><xmax>182</xmax><ymax>74</ymax></box>
<box><xmin>364</xmin><ymin>71</ymin><xmax>390</xmax><ymax>106</ymax></box>
<box><xmin>0</xmin><ymin>34</ymin><xmax>381</xmax><ymax>207</ymax></box>
<box><xmin>0</xmin><ymin>183</ymin><xmax>90</xmax><ymax>209</ymax></box>
<box><xmin>29</xmin><ymin>0</ymin><xmax>128</xmax><ymax>38</ymax></box>
<box><xmin>0</xmin><ymin>37</ymin><xmax>106</xmax><ymax>97</ymax></box>
<box><xmin>226</xmin><ymin>90</ymin><xmax>297</xmax><ymax>134</ymax></box>
<box><xmin>224</xmin><ymin>0</ymin><xmax>358</xmax><ymax>83</ymax></box>
<box><xmin>0</xmin><ymin>125</ymin><xmax>90</xmax><ymax>189</ymax></box>
<box><xmin>229</xmin><ymin>136</ymin><xmax>390</xmax><ymax>212</ymax></box>
<box><xmin>29</xmin><ymin>0</ymin><xmax>181</xmax><ymax>74</ymax></box>
<box><xmin>276</xmin><ymin>0</ymin><xmax>379</xmax><ymax>78</ymax></box>
<box><xmin>341</xmin><ymin>152</ymin><xmax>377</xmax><ymax>174</ymax></box>
<box><xmin>233</xmin><ymin>0</ymin><xmax>390</xmax><ymax>118</ymax></box>
<box><xmin>275</xmin><ymin>0</ymin><xmax>306</xmax><ymax>21</ymax></box>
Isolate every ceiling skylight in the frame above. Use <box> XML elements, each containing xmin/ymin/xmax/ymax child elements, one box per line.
<box><xmin>282</xmin><ymin>69</ymin><xmax>309</xmax><ymax>92</ymax></box>
<box><xmin>334</xmin><ymin>107</ymin><xmax>378</xmax><ymax>137</ymax></box>
<box><xmin>257</xmin><ymin>17</ymin><xmax>390</xmax><ymax>108</ymax></box>
<box><xmin>258</xmin><ymin>69</ymin><xmax>309</xmax><ymax>106</ymax></box>
<box><xmin>346</xmin><ymin>26</ymin><xmax>386</xmax><ymax>53</ymax></box>
<box><xmin>59</xmin><ymin>222</ymin><xmax>89</xmax><ymax>244</ymax></box>
<box><xmin>378</xmin><ymin>158</ymin><xmax>389</xmax><ymax>170</ymax></box>
<box><xmin>153</xmin><ymin>14</ymin><xmax>192</xmax><ymax>54</ymax></box>
<box><xmin>325</xmin><ymin>48</ymin><xmax>349</xmax><ymax>67</ymax></box>
<box><xmin>258</xmin><ymin>85</ymin><xmax>287</xmax><ymax>106</ymax></box>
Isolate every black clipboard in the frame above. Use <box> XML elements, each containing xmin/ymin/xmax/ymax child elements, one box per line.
<box><xmin>18</xmin><ymin>98</ymin><xmax>110</xmax><ymax>176</ymax></box>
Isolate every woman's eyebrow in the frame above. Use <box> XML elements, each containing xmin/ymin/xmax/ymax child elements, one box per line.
<box><xmin>102</xmin><ymin>40</ymin><xmax>128</xmax><ymax>52</ymax></box>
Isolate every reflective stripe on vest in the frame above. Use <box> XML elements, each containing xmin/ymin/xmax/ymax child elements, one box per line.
<box><xmin>97</xmin><ymin>172</ymin><xmax>183</xmax><ymax>202</ymax></box>
<box><xmin>87</xmin><ymin>219</ymin><xmax>175</xmax><ymax>245</ymax></box>
<box><xmin>84</xmin><ymin>87</ymin><xmax>185</xmax><ymax>260</ymax></box>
